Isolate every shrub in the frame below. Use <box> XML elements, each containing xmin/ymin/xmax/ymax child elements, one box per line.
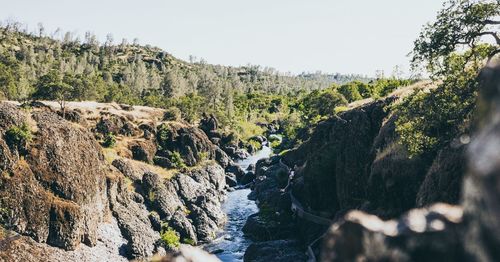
<box><xmin>182</xmin><ymin>238</ymin><xmax>196</xmax><ymax>245</ymax></box>
<box><xmin>163</xmin><ymin>107</ymin><xmax>181</xmax><ymax>121</ymax></box>
<box><xmin>5</xmin><ymin>123</ymin><xmax>32</xmax><ymax>154</ymax></box>
<box><xmin>102</xmin><ymin>133</ymin><xmax>116</xmax><ymax>148</ymax></box>
<box><xmin>160</xmin><ymin>223</ymin><xmax>180</xmax><ymax>249</ymax></box>
<box><xmin>170</xmin><ymin>151</ymin><xmax>186</xmax><ymax>169</ymax></box>
<box><xmin>156</xmin><ymin>124</ymin><xmax>171</xmax><ymax>151</ymax></box>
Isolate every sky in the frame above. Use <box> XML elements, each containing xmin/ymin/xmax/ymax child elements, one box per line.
<box><xmin>0</xmin><ymin>0</ymin><xmax>445</xmax><ymax>77</ymax></box>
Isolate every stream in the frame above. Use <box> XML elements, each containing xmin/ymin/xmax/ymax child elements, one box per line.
<box><xmin>204</xmin><ymin>145</ymin><xmax>273</xmax><ymax>261</ymax></box>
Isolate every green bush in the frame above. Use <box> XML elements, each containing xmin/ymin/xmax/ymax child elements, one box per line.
<box><xmin>170</xmin><ymin>151</ymin><xmax>186</xmax><ymax>169</ymax></box>
<box><xmin>102</xmin><ymin>133</ymin><xmax>116</xmax><ymax>148</ymax></box>
<box><xmin>160</xmin><ymin>224</ymin><xmax>180</xmax><ymax>249</ymax></box>
<box><xmin>394</xmin><ymin>49</ymin><xmax>483</xmax><ymax>157</ymax></box>
<box><xmin>5</xmin><ymin>123</ymin><xmax>32</xmax><ymax>153</ymax></box>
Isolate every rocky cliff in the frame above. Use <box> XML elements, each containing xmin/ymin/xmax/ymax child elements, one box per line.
<box><xmin>243</xmin><ymin>82</ymin><xmax>471</xmax><ymax>260</ymax></box>
<box><xmin>0</xmin><ymin>101</ymin><xmax>241</xmax><ymax>261</ymax></box>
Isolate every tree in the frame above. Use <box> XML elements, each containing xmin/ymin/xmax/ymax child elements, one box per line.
<box><xmin>396</xmin><ymin>0</ymin><xmax>499</xmax><ymax>156</ymax></box>
<box><xmin>337</xmin><ymin>82</ymin><xmax>363</xmax><ymax>102</ymax></box>
<box><xmin>412</xmin><ymin>0</ymin><xmax>500</xmax><ymax>76</ymax></box>
<box><xmin>33</xmin><ymin>70</ymin><xmax>74</xmax><ymax>117</ymax></box>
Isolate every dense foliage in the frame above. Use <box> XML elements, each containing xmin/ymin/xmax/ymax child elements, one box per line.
<box><xmin>396</xmin><ymin>0</ymin><xmax>499</xmax><ymax>156</ymax></box>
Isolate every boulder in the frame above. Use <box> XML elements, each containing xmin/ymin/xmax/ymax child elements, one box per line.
<box><xmin>112</xmin><ymin>158</ymin><xmax>146</xmax><ymax>182</ymax></box>
<box><xmin>130</xmin><ymin>140</ymin><xmax>157</xmax><ymax>163</ymax></box>
<box><xmin>156</xmin><ymin>122</ymin><xmax>217</xmax><ymax>167</ymax></box>
<box><xmin>0</xmin><ymin>107</ymin><xmax>108</xmax><ymax>250</ymax></box>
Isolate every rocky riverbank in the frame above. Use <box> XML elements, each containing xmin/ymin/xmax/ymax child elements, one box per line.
<box><xmin>0</xmin><ymin>101</ymin><xmax>261</xmax><ymax>261</ymax></box>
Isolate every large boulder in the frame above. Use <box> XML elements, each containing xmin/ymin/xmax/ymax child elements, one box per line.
<box><xmin>156</xmin><ymin>122</ymin><xmax>217</xmax><ymax>167</ymax></box>
<box><xmin>0</xmin><ymin>105</ymin><xmax>108</xmax><ymax>250</ymax></box>
<box><xmin>130</xmin><ymin>140</ymin><xmax>157</xmax><ymax>163</ymax></box>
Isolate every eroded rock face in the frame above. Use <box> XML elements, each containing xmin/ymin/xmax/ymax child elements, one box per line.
<box><xmin>140</xmin><ymin>163</ymin><xmax>226</xmax><ymax>243</ymax></box>
<box><xmin>282</xmin><ymin>100</ymin><xmax>389</xmax><ymax>214</ymax></box>
<box><xmin>0</xmin><ymin>105</ymin><xmax>108</xmax><ymax>251</ymax></box>
<box><xmin>107</xmin><ymin>175</ymin><xmax>161</xmax><ymax>258</ymax></box>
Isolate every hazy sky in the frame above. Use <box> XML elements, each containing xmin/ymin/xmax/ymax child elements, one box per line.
<box><xmin>0</xmin><ymin>0</ymin><xmax>445</xmax><ymax>77</ymax></box>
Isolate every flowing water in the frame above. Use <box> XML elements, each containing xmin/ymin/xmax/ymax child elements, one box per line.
<box><xmin>204</xmin><ymin>145</ymin><xmax>273</xmax><ymax>261</ymax></box>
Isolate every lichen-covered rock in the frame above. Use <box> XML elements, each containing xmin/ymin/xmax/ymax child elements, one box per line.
<box><xmin>0</xmin><ymin>107</ymin><xmax>108</xmax><ymax>251</ymax></box>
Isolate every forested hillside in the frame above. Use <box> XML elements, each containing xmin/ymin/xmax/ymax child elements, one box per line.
<box><xmin>0</xmin><ymin>22</ymin><xmax>411</xmax><ymax>146</ymax></box>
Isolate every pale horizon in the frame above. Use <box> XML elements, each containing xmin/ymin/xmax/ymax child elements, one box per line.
<box><xmin>0</xmin><ymin>0</ymin><xmax>445</xmax><ymax>77</ymax></box>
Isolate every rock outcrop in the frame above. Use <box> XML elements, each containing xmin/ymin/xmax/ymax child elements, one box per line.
<box><xmin>0</xmin><ymin>102</ymin><xmax>233</xmax><ymax>261</ymax></box>
<box><xmin>0</xmin><ymin>104</ymin><xmax>108</xmax><ymax>251</ymax></box>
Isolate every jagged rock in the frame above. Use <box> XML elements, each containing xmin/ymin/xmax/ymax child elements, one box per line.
<box><xmin>321</xmin><ymin>204</ymin><xmax>464</xmax><ymax>261</ymax></box>
<box><xmin>154</xmin><ymin>156</ymin><xmax>174</xmax><ymax>169</ymax></box>
<box><xmin>416</xmin><ymin>142</ymin><xmax>466</xmax><ymax>207</ymax></box>
<box><xmin>199</xmin><ymin>113</ymin><xmax>219</xmax><ymax>135</ymax></box>
<box><xmin>139</xmin><ymin>123</ymin><xmax>156</xmax><ymax>134</ymax></box>
<box><xmin>364</xmin><ymin>113</ymin><xmax>431</xmax><ymax>218</ymax></box>
<box><xmin>247</xmin><ymin>164</ymin><xmax>256</xmax><ymax>171</ymax></box>
<box><xmin>215</xmin><ymin>147</ymin><xmax>232</xmax><ymax>168</ymax></box>
<box><xmin>226</xmin><ymin>164</ymin><xmax>246</xmax><ymax>182</ymax></box>
<box><xmin>130</xmin><ymin>140</ymin><xmax>157</xmax><ymax>163</ymax></box>
<box><xmin>169</xmin><ymin>211</ymin><xmax>198</xmax><ymax>245</ymax></box>
<box><xmin>95</xmin><ymin>116</ymin><xmax>125</xmax><ymax>135</ymax></box>
<box><xmin>282</xmin><ymin>100</ymin><xmax>390</xmax><ymax>214</ymax></box>
<box><xmin>108</xmin><ymin>175</ymin><xmax>160</xmax><ymax>258</ymax></box>
<box><xmin>461</xmin><ymin>64</ymin><xmax>500</xmax><ymax>262</ymax></box>
<box><xmin>112</xmin><ymin>158</ymin><xmax>147</xmax><ymax>182</ymax></box>
<box><xmin>120</xmin><ymin>121</ymin><xmax>136</xmax><ymax>136</ymax></box>
<box><xmin>142</xmin><ymin>172</ymin><xmax>184</xmax><ymax>220</ymax></box>
<box><xmin>242</xmin><ymin>213</ymin><xmax>294</xmax><ymax>241</ymax></box>
<box><xmin>149</xmin><ymin>211</ymin><xmax>162</xmax><ymax>232</ymax></box>
<box><xmin>57</xmin><ymin>109</ymin><xmax>82</xmax><ymax>123</ymax></box>
<box><xmin>244</xmin><ymin>239</ymin><xmax>307</xmax><ymax>262</ymax></box>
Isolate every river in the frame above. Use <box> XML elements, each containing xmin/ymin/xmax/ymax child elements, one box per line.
<box><xmin>204</xmin><ymin>145</ymin><xmax>273</xmax><ymax>261</ymax></box>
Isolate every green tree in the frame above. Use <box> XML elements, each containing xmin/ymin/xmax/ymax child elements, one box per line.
<box><xmin>396</xmin><ymin>0</ymin><xmax>499</xmax><ymax>156</ymax></box>
<box><xmin>33</xmin><ymin>70</ymin><xmax>74</xmax><ymax>117</ymax></box>
<box><xmin>412</xmin><ymin>0</ymin><xmax>500</xmax><ymax>76</ymax></box>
